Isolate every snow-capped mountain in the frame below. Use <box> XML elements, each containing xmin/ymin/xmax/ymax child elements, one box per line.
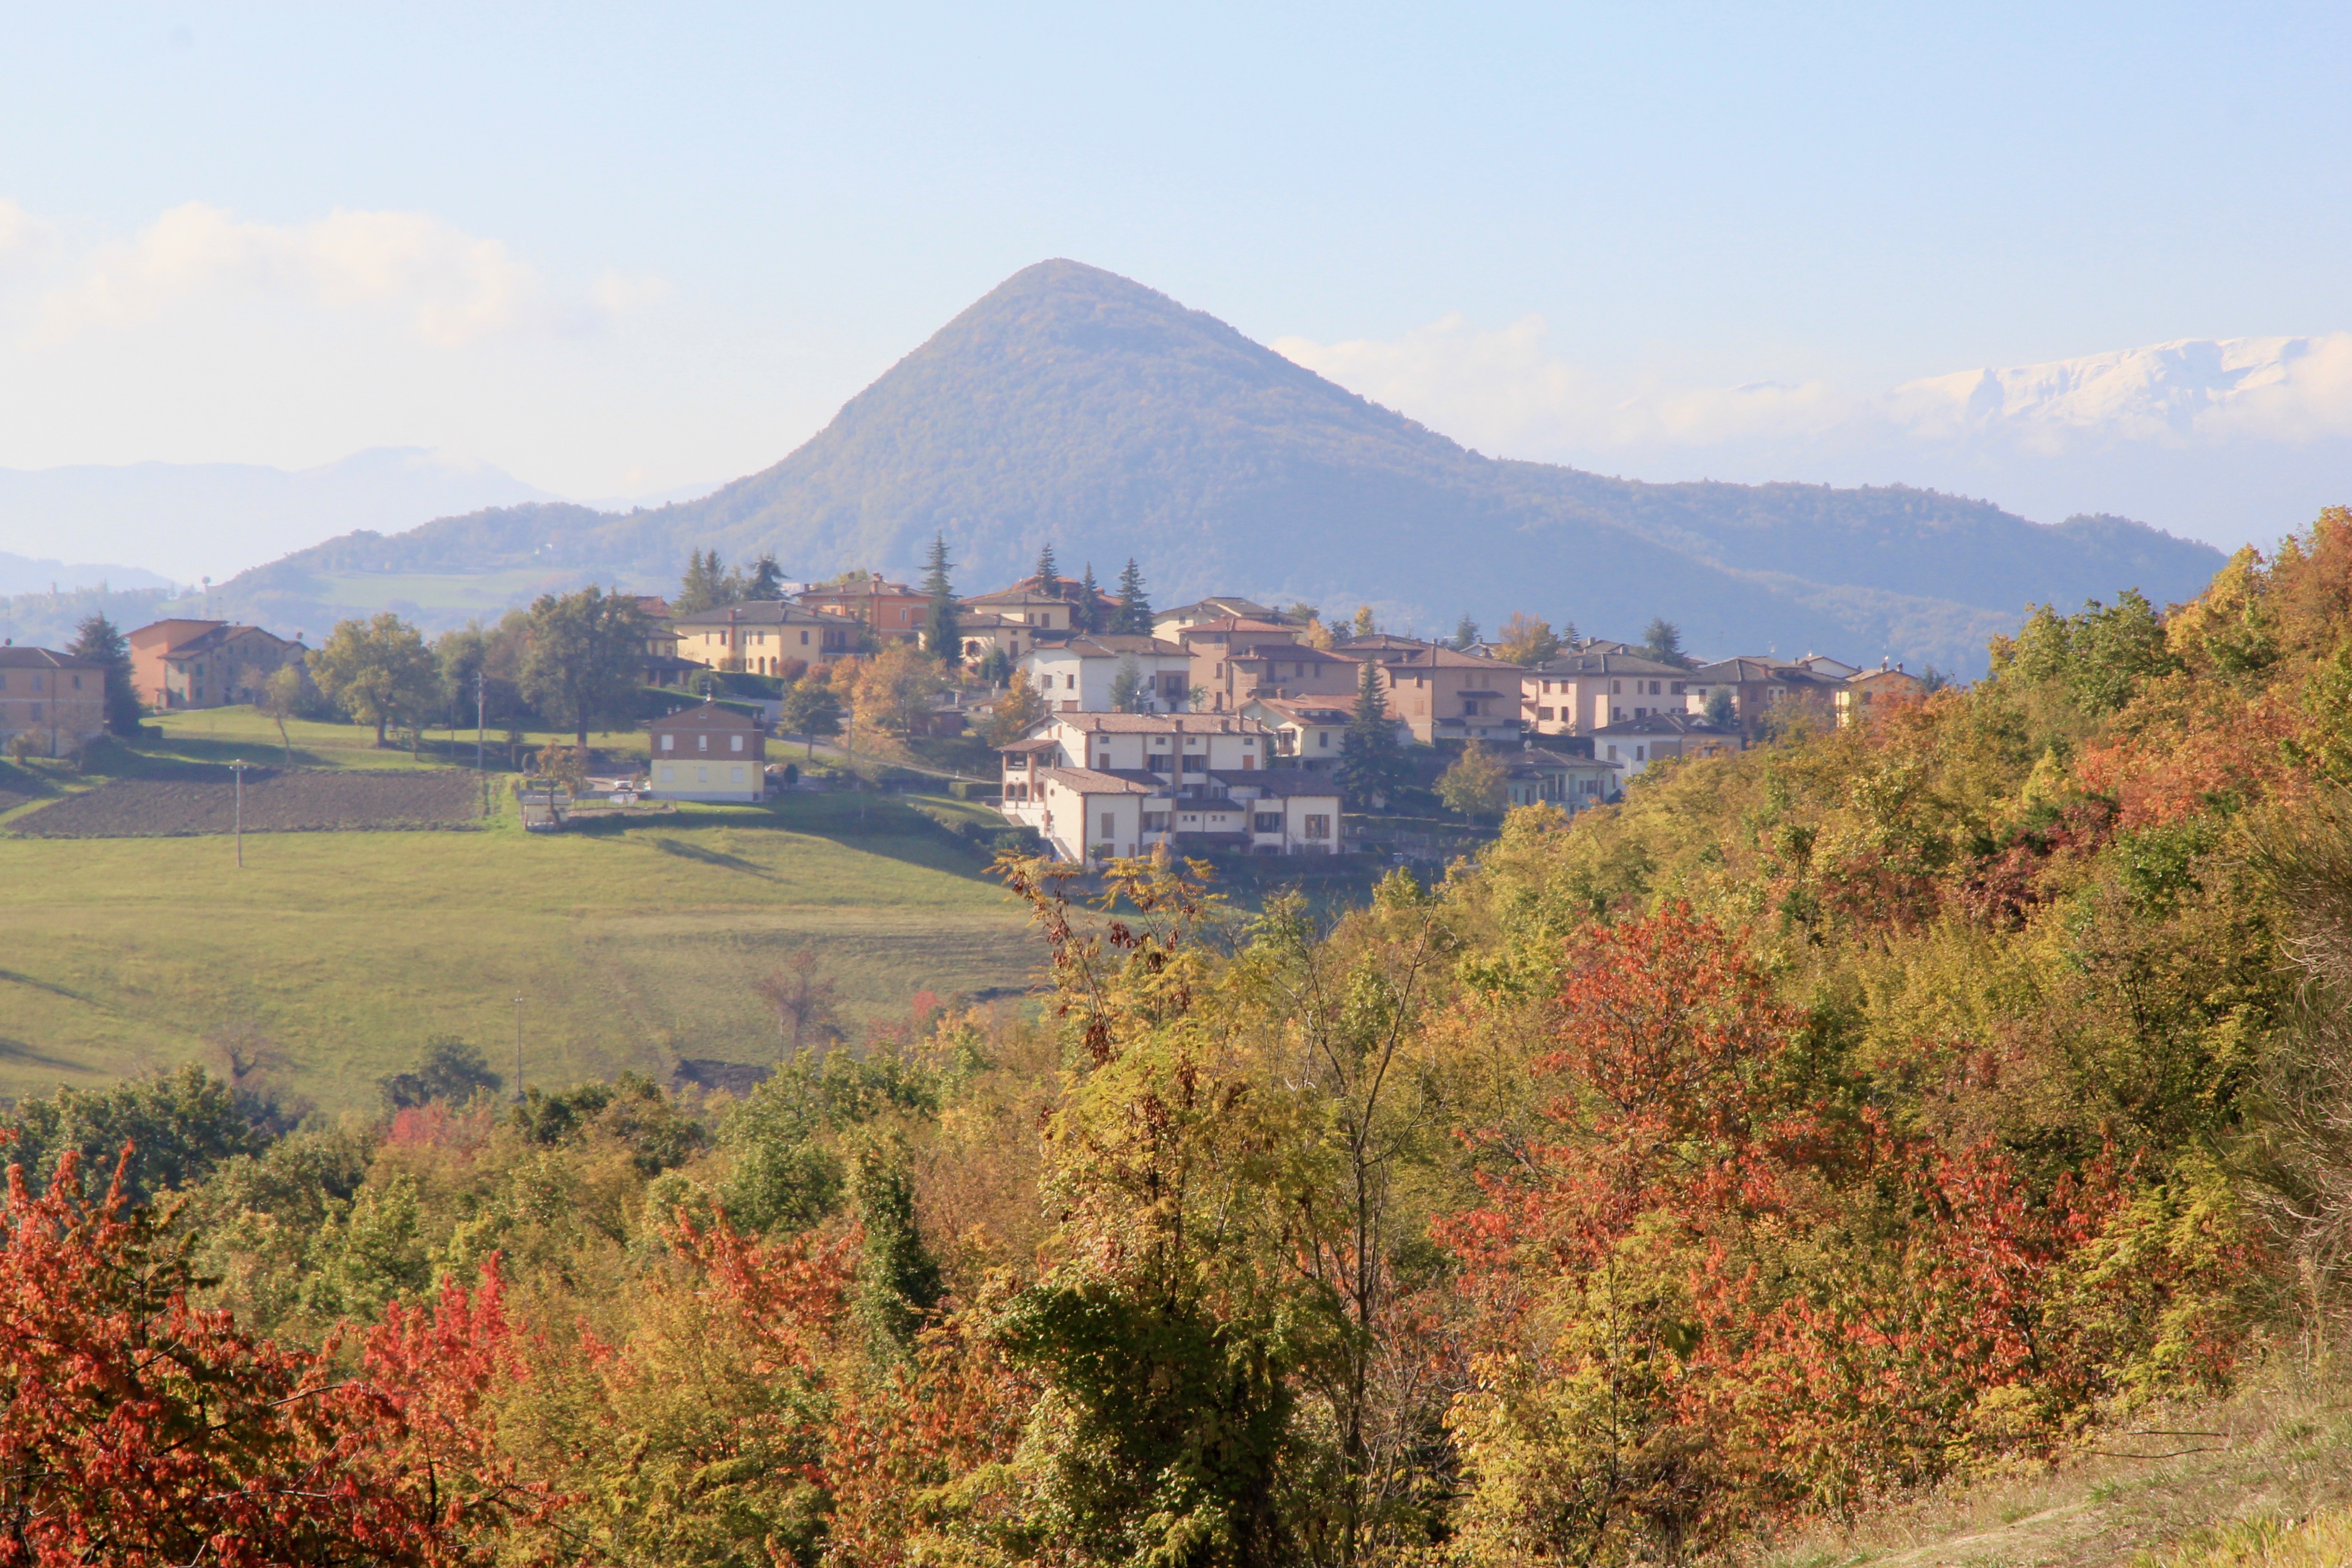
<box><xmin>1887</xmin><ymin>334</ymin><xmax>2352</xmax><ymax>448</ymax></box>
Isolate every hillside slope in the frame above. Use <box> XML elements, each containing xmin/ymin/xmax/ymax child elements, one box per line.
<box><xmin>216</xmin><ymin>262</ymin><xmax>2224</xmax><ymax>671</ymax></box>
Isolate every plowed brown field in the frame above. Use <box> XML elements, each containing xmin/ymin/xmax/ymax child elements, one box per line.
<box><xmin>11</xmin><ymin>769</ymin><xmax>483</xmax><ymax>838</ymax></box>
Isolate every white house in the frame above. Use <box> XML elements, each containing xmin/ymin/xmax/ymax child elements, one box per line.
<box><xmin>1242</xmin><ymin>694</ymin><xmax>1359</xmax><ymax>771</ymax></box>
<box><xmin>997</xmin><ymin>712</ymin><xmax>1342</xmax><ymax>863</ymax></box>
<box><xmin>1019</xmin><ymin>635</ymin><xmax>1195</xmax><ymax>714</ymax></box>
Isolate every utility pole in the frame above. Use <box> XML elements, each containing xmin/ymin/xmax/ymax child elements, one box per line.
<box><xmin>230</xmin><ymin>758</ymin><xmax>248</xmax><ymax>867</ymax></box>
<box><xmin>512</xmin><ymin>995</ymin><xmax>524</xmax><ymax>1101</ymax></box>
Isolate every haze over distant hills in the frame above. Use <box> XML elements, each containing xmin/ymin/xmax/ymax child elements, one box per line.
<box><xmin>197</xmin><ymin>262</ymin><xmax>2225</xmax><ymax>673</ymax></box>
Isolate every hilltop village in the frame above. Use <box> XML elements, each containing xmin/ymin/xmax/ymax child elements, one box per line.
<box><xmin>8</xmin><ymin>542</ymin><xmax>1926</xmax><ymax>863</ymax></box>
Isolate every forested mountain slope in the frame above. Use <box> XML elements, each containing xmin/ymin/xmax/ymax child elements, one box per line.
<box><xmin>218</xmin><ymin>261</ymin><xmax>2222</xmax><ymax>671</ymax></box>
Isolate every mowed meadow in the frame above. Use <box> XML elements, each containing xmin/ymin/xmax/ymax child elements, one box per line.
<box><xmin>0</xmin><ymin>707</ymin><xmax>1043</xmax><ymax>1111</ymax></box>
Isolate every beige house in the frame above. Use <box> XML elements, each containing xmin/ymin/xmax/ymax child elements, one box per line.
<box><xmin>1521</xmin><ymin>651</ymin><xmax>1695</xmax><ymax>737</ymax></box>
<box><xmin>128</xmin><ymin>619</ymin><xmax>305</xmax><ymax>710</ymax></box>
<box><xmin>1151</xmin><ymin>596</ymin><xmax>1286</xmax><ymax>638</ymax></box>
<box><xmin>1241</xmin><ymin>695</ymin><xmax>1359</xmax><ymax>770</ymax></box>
<box><xmin>1683</xmin><ymin>658</ymin><xmax>1844</xmax><ymax>739</ymax></box>
<box><xmin>1837</xmin><ymin>665</ymin><xmax>1928</xmax><ymax>726</ymax></box>
<box><xmin>1590</xmin><ymin>712</ymin><xmax>1741</xmax><ymax>779</ymax></box>
<box><xmin>960</xmin><ymin>588</ymin><xmax>1077</xmax><ymax>635</ymax></box>
<box><xmin>671</xmin><ymin>601</ymin><xmax>856</xmax><ymax>675</ymax></box>
<box><xmin>1342</xmin><ymin>638</ymin><xmax>1518</xmax><ymax>743</ymax></box>
<box><xmin>1182</xmin><ymin>617</ymin><xmax>1304</xmax><ymax>712</ymax></box>
<box><xmin>0</xmin><ymin>647</ymin><xmax>107</xmax><ymax>757</ymax></box>
<box><xmin>997</xmin><ymin>712</ymin><xmax>1340</xmax><ymax>863</ymax></box>
<box><xmin>646</xmin><ymin>701</ymin><xmax>768</xmax><ymax>801</ymax></box>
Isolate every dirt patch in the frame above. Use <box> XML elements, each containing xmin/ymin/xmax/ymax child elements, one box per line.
<box><xmin>11</xmin><ymin>768</ymin><xmax>485</xmax><ymax>838</ymax></box>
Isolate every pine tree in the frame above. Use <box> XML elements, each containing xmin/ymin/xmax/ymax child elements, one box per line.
<box><xmin>1034</xmin><ymin>543</ymin><xmax>1061</xmax><ymax>603</ymax></box>
<box><xmin>66</xmin><ymin>612</ymin><xmax>141</xmax><ymax>735</ymax></box>
<box><xmin>1075</xmin><ymin>562</ymin><xmax>1101</xmax><ymax>633</ymax></box>
<box><xmin>923</xmin><ymin>533</ymin><xmax>962</xmax><ymax>668</ymax></box>
<box><xmin>1335</xmin><ymin>657</ymin><xmax>1403</xmax><ymax>809</ymax></box>
<box><xmin>1450</xmin><ymin>613</ymin><xmax>1480</xmax><ymax>652</ymax></box>
<box><xmin>1113</xmin><ymin>559</ymin><xmax>1152</xmax><ymax>635</ymax></box>
<box><xmin>1642</xmin><ymin>617</ymin><xmax>1688</xmax><ymax>668</ymax></box>
<box><xmin>745</xmin><ymin>552</ymin><xmax>787</xmax><ymax>600</ymax></box>
<box><xmin>674</xmin><ymin>549</ymin><xmax>734</xmax><ymax>615</ymax></box>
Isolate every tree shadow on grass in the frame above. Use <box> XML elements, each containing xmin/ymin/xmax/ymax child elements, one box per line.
<box><xmin>645</xmin><ymin>835</ymin><xmax>775</xmax><ymax>879</ymax></box>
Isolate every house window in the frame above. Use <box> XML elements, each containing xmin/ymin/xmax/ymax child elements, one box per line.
<box><xmin>1671</xmin><ymin>682</ymin><xmax>1685</xmax><ymax>695</ymax></box>
<box><xmin>71</xmin><ymin>675</ymin><xmax>81</xmax><ymax>690</ymax></box>
<box><xmin>1463</xmin><ymin>700</ymin><xmax>1479</xmax><ymax>716</ymax></box>
<box><xmin>801</xmin><ymin>630</ymin><xmax>809</xmax><ymax>644</ymax></box>
<box><xmin>1318</xmin><ymin>731</ymin><xmax>1330</xmax><ymax>748</ymax></box>
<box><xmin>660</xmin><ymin>735</ymin><xmax>675</xmax><ymax>752</ymax></box>
<box><xmin>1610</xmin><ymin>679</ymin><xmax>1621</xmax><ymax>694</ymax></box>
<box><xmin>1100</xmin><ymin>812</ymin><xmax>1116</xmax><ymax>839</ymax></box>
<box><xmin>731</xmin><ymin>735</ymin><xmax>744</xmax><ymax>752</ymax></box>
<box><xmin>1537</xmin><ymin>706</ymin><xmax>1554</xmax><ymax>721</ymax></box>
<box><xmin>696</xmin><ymin>766</ymin><xmax>708</xmax><ymax>783</ymax></box>
<box><xmin>1253</xmin><ymin>812</ymin><xmax>1281</xmax><ymax>833</ymax></box>
<box><xmin>1303</xmin><ymin>814</ymin><xmax>1331</xmax><ymax>839</ymax></box>
<box><xmin>30</xmin><ymin>702</ymin><xmax>41</xmax><ymax>721</ymax></box>
<box><xmin>1065</xmin><ymin>674</ymin><xmax>1076</xmax><ymax>689</ymax></box>
<box><xmin>1636</xmin><ymin>746</ymin><xmax>1647</xmax><ymax>761</ymax></box>
<box><xmin>1606</xmin><ymin>745</ymin><xmax>1618</xmax><ymax>760</ymax></box>
<box><xmin>1181</xmin><ymin>755</ymin><xmax>1205</xmax><ymax>773</ymax></box>
<box><xmin>697</xmin><ymin>734</ymin><xmax>709</xmax><ymax>751</ymax></box>
<box><xmin>1143</xmin><ymin>811</ymin><xmax>1170</xmax><ymax>830</ymax></box>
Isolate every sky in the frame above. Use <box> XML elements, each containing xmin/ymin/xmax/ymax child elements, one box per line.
<box><xmin>2</xmin><ymin>2</ymin><xmax>2348</xmax><ymax>561</ymax></box>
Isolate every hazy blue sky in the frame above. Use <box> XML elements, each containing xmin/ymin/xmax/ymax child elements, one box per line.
<box><xmin>1</xmin><ymin>3</ymin><xmax>2345</xmax><ymax>539</ymax></box>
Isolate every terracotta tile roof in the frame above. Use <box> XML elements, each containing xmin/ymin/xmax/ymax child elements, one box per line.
<box><xmin>1528</xmin><ymin>651</ymin><xmax>1690</xmax><ymax>678</ymax></box>
<box><xmin>1037</xmin><ymin>767</ymin><xmax>1156</xmax><ymax>795</ymax></box>
<box><xmin>999</xmin><ymin>736</ymin><xmax>1059</xmax><ymax>753</ymax></box>
<box><xmin>1058</xmin><ymin>713</ymin><xmax>1273</xmax><ymax>736</ymax></box>
<box><xmin>1210</xmin><ymin>769</ymin><xmax>1342</xmax><ymax>799</ymax></box>
<box><xmin>1043</xmin><ymin>635</ymin><xmax>1189</xmax><ymax>658</ymax></box>
<box><xmin>670</xmin><ymin>600</ymin><xmax>837</xmax><ymax>628</ymax></box>
<box><xmin>0</xmin><ymin>646</ymin><xmax>96</xmax><ymax>670</ymax></box>
<box><xmin>1591</xmin><ymin>713</ymin><xmax>1739</xmax><ymax>738</ymax></box>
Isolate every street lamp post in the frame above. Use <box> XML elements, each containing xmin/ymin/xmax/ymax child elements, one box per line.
<box><xmin>230</xmin><ymin>758</ymin><xmax>248</xmax><ymax>867</ymax></box>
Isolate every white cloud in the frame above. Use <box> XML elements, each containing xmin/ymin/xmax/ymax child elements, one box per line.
<box><xmin>22</xmin><ymin>200</ymin><xmax>660</xmax><ymax>348</ymax></box>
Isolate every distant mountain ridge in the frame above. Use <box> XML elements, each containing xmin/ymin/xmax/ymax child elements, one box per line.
<box><xmin>212</xmin><ymin>261</ymin><xmax>2227</xmax><ymax>672</ymax></box>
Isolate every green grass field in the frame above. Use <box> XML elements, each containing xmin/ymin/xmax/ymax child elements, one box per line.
<box><xmin>0</xmin><ymin>716</ymin><xmax>1047</xmax><ymax>1111</ymax></box>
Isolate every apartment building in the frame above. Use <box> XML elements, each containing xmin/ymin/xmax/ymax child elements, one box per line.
<box><xmin>0</xmin><ymin>647</ymin><xmax>106</xmax><ymax>757</ymax></box>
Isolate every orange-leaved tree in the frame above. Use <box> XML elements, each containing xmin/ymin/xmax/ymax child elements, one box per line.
<box><xmin>1440</xmin><ymin>907</ymin><xmax>2252</xmax><ymax>1563</ymax></box>
<box><xmin>0</xmin><ymin>1145</ymin><xmax>537</xmax><ymax>1566</ymax></box>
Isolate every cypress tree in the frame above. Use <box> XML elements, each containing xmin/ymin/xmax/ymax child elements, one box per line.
<box><xmin>1076</xmin><ymin>562</ymin><xmax>1102</xmax><ymax>633</ymax></box>
<box><xmin>1335</xmin><ymin>657</ymin><xmax>1403</xmax><ymax>809</ymax></box>
<box><xmin>922</xmin><ymin>533</ymin><xmax>962</xmax><ymax>668</ymax></box>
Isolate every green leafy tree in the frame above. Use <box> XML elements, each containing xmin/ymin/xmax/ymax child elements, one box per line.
<box><xmin>308</xmin><ymin>612</ymin><xmax>437</xmax><ymax>745</ymax></box>
<box><xmin>1351</xmin><ymin>605</ymin><xmax>1377</xmax><ymax>638</ymax></box>
<box><xmin>982</xmin><ymin>677</ymin><xmax>1048</xmax><ymax>745</ymax></box>
<box><xmin>1498</xmin><ymin>612</ymin><xmax>1560</xmax><ymax>665</ymax></box>
<box><xmin>780</xmin><ymin>672</ymin><xmax>843</xmax><ymax>757</ymax></box>
<box><xmin>1641</xmin><ymin>616</ymin><xmax>1690</xmax><ymax>667</ymax></box>
<box><xmin>1703</xmin><ymin>685</ymin><xmax>1737</xmax><ymax>727</ymax></box>
<box><xmin>1108</xmin><ymin>657</ymin><xmax>1147</xmax><ymax>714</ymax></box>
<box><xmin>2</xmin><ymin>1064</ymin><xmax>271</xmax><ymax>1206</ymax></box>
<box><xmin>66</xmin><ymin>612</ymin><xmax>141</xmax><ymax>735</ymax></box>
<box><xmin>258</xmin><ymin>666</ymin><xmax>305</xmax><ymax>764</ymax></box>
<box><xmin>745</xmin><ymin>551</ymin><xmax>788</xmax><ymax>600</ymax></box>
<box><xmin>848</xmin><ymin>1136</ymin><xmax>944</xmax><ymax>1355</ymax></box>
<box><xmin>377</xmin><ymin>1038</ymin><xmax>504</xmax><ymax>1110</ymax></box>
<box><xmin>1436</xmin><ymin>740</ymin><xmax>1508</xmax><ymax>820</ymax></box>
<box><xmin>1113</xmin><ymin>558</ymin><xmax>1152</xmax><ymax>635</ymax></box>
<box><xmin>1336</xmin><ymin>657</ymin><xmax>1405</xmax><ymax>809</ymax></box>
<box><xmin>520</xmin><ymin>586</ymin><xmax>653</xmax><ymax>747</ymax></box>
<box><xmin>1450</xmin><ymin>613</ymin><xmax>1481</xmax><ymax>652</ymax></box>
<box><xmin>922</xmin><ymin>532</ymin><xmax>962</xmax><ymax>668</ymax></box>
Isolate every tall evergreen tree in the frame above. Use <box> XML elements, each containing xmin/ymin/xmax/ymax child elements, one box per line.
<box><xmin>1033</xmin><ymin>543</ymin><xmax>1061</xmax><ymax>603</ymax></box>
<box><xmin>1113</xmin><ymin>559</ymin><xmax>1152</xmax><ymax>635</ymax></box>
<box><xmin>1335</xmin><ymin>657</ymin><xmax>1404</xmax><ymax>809</ymax></box>
<box><xmin>66</xmin><ymin>612</ymin><xmax>141</xmax><ymax>736</ymax></box>
<box><xmin>1450</xmin><ymin>613</ymin><xmax>1481</xmax><ymax>652</ymax></box>
<box><xmin>1075</xmin><ymin>562</ymin><xmax>1101</xmax><ymax>632</ymax></box>
<box><xmin>673</xmin><ymin>549</ymin><xmax>733</xmax><ymax>615</ymax></box>
<box><xmin>922</xmin><ymin>533</ymin><xmax>962</xmax><ymax>668</ymax></box>
<box><xmin>744</xmin><ymin>552</ymin><xmax>788</xmax><ymax>601</ymax></box>
<box><xmin>1642</xmin><ymin>617</ymin><xmax>1689</xmax><ymax>668</ymax></box>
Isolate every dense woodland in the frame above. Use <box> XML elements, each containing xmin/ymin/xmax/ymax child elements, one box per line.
<box><xmin>17</xmin><ymin>511</ymin><xmax>2352</xmax><ymax>1564</ymax></box>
